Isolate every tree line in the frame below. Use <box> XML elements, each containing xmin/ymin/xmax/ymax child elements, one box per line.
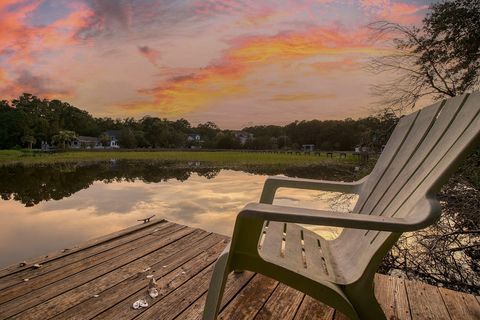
<box><xmin>0</xmin><ymin>93</ymin><xmax>397</xmax><ymax>151</ymax></box>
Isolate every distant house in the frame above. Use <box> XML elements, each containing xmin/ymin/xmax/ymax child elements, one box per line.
<box><xmin>233</xmin><ymin>131</ymin><xmax>253</xmax><ymax>145</ymax></box>
<box><xmin>354</xmin><ymin>145</ymin><xmax>370</xmax><ymax>153</ymax></box>
<box><xmin>104</xmin><ymin>130</ymin><xmax>121</xmax><ymax>149</ymax></box>
<box><xmin>71</xmin><ymin>136</ymin><xmax>101</xmax><ymax>149</ymax></box>
<box><xmin>302</xmin><ymin>144</ymin><xmax>315</xmax><ymax>152</ymax></box>
<box><xmin>187</xmin><ymin>134</ymin><xmax>201</xmax><ymax>142</ymax></box>
<box><xmin>186</xmin><ymin>134</ymin><xmax>202</xmax><ymax>149</ymax></box>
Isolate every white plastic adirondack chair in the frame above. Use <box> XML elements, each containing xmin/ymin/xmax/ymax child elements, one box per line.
<box><xmin>203</xmin><ymin>93</ymin><xmax>480</xmax><ymax>320</ymax></box>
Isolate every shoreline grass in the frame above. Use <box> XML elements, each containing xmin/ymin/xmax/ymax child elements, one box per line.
<box><xmin>0</xmin><ymin>149</ymin><xmax>361</xmax><ymax>167</ymax></box>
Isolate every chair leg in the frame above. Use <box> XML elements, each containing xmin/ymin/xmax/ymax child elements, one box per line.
<box><xmin>345</xmin><ymin>281</ymin><xmax>386</xmax><ymax>320</ymax></box>
<box><xmin>203</xmin><ymin>246</ymin><xmax>231</xmax><ymax>320</ymax></box>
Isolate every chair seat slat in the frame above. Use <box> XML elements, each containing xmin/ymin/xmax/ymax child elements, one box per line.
<box><xmin>283</xmin><ymin>224</ymin><xmax>306</xmax><ymax>271</ymax></box>
<box><xmin>260</xmin><ymin>221</ymin><xmax>286</xmax><ymax>260</ymax></box>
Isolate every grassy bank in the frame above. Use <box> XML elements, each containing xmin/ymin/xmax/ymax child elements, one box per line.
<box><xmin>0</xmin><ymin>149</ymin><xmax>360</xmax><ymax>167</ymax></box>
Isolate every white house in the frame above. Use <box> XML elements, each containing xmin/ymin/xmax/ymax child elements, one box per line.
<box><xmin>71</xmin><ymin>136</ymin><xmax>101</xmax><ymax>149</ymax></box>
<box><xmin>187</xmin><ymin>134</ymin><xmax>201</xmax><ymax>142</ymax></box>
<box><xmin>104</xmin><ymin>131</ymin><xmax>121</xmax><ymax>149</ymax></box>
<box><xmin>233</xmin><ymin>131</ymin><xmax>253</xmax><ymax>145</ymax></box>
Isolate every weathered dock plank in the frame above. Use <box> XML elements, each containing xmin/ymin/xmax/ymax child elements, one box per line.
<box><xmin>0</xmin><ymin>225</ymin><xmax>194</xmax><ymax>319</ymax></box>
<box><xmin>11</xmin><ymin>229</ymin><xmax>210</xmax><ymax>320</ymax></box>
<box><xmin>52</xmin><ymin>234</ymin><xmax>226</xmax><ymax>320</ymax></box>
<box><xmin>254</xmin><ymin>283</ymin><xmax>304</xmax><ymax>320</ymax></box>
<box><xmin>0</xmin><ymin>223</ymin><xmax>184</xmax><ymax>305</ymax></box>
<box><xmin>93</xmin><ymin>238</ymin><xmax>225</xmax><ymax>320</ymax></box>
<box><xmin>219</xmin><ymin>274</ymin><xmax>279</xmax><ymax>319</ymax></box>
<box><xmin>293</xmin><ymin>295</ymin><xmax>335</xmax><ymax>320</ymax></box>
<box><xmin>405</xmin><ymin>280</ymin><xmax>451</xmax><ymax>320</ymax></box>
<box><xmin>0</xmin><ymin>219</ymin><xmax>168</xmax><ymax>278</ymax></box>
<box><xmin>0</xmin><ymin>220</ymin><xmax>175</xmax><ymax>292</ymax></box>
<box><xmin>439</xmin><ymin>287</ymin><xmax>480</xmax><ymax>320</ymax></box>
<box><xmin>0</xmin><ymin>220</ymin><xmax>478</xmax><ymax>320</ymax></box>
<box><xmin>176</xmin><ymin>271</ymin><xmax>255</xmax><ymax>320</ymax></box>
<box><xmin>374</xmin><ymin>273</ymin><xmax>412</xmax><ymax>320</ymax></box>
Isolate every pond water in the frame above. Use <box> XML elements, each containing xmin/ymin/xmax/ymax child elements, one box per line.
<box><xmin>0</xmin><ymin>161</ymin><xmax>357</xmax><ymax>268</ymax></box>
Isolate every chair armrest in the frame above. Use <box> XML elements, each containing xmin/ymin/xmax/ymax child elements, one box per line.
<box><xmin>259</xmin><ymin>175</ymin><xmax>368</xmax><ymax>204</ymax></box>
<box><xmin>238</xmin><ymin>202</ymin><xmax>436</xmax><ymax>232</ymax></box>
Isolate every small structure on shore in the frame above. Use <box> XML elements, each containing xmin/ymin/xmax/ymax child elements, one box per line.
<box><xmin>301</xmin><ymin>144</ymin><xmax>315</xmax><ymax>152</ymax></box>
<box><xmin>70</xmin><ymin>136</ymin><xmax>101</xmax><ymax>149</ymax></box>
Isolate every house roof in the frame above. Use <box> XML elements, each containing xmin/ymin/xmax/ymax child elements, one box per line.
<box><xmin>77</xmin><ymin>136</ymin><xmax>99</xmax><ymax>142</ymax></box>
<box><xmin>104</xmin><ymin>130</ymin><xmax>121</xmax><ymax>138</ymax></box>
<box><xmin>233</xmin><ymin>131</ymin><xmax>253</xmax><ymax>137</ymax></box>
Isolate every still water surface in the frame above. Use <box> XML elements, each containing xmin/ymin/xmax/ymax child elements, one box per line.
<box><xmin>0</xmin><ymin>161</ymin><xmax>355</xmax><ymax>267</ymax></box>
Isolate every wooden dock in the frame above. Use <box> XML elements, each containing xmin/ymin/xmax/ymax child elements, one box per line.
<box><xmin>0</xmin><ymin>220</ymin><xmax>478</xmax><ymax>319</ymax></box>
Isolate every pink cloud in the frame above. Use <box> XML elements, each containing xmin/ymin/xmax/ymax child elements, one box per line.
<box><xmin>379</xmin><ymin>2</ymin><xmax>428</xmax><ymax>24</ymax></box>
<box><xmin>0</xmin><ymin>1</ymin><xmax>93</xmax><ymax>99</ymax></box>
<box><xmin>360</xmin><ymin>0</ymin><xmax>428</xmax><ymax>25</ymax></box>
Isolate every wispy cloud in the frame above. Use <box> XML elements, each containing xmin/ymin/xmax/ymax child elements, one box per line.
<box><xmin>378</xmin><ymin>2</ymin><xmax>428</xmax><ymax>24</ymax></box>
<box><xmin>75</xmin><ymin>0</ymin><xmax>131</xmax><ymax>39</ymax></box>
<box><xmin>138</xmin><ymin>45</ymin><xmax>161</xmax><ymax>66</ymax></box>
<box><xmin>360</xmin><ymin>0</ymin><xmax>428</xmax><ymax>24</ymax></box>
<box><xmin>270</xmin><ymin>93</ymin><xmax>336</xmax><ymax>102</ymax></box>
<box><xmin>121</xmin><ymin>26</ymin><xmax>384</xmax><ymax>116</ymax></box>
<box><xmin>0</xmin><ymin>69</ymin><xmax>72</xmax><ymax>99</ymax></box>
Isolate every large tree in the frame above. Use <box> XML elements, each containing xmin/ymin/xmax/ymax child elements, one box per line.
<box><xmin>52</xmin><ymin>130</ymin><xmax>77</xmax><ymax>149</ymax></box>
<box><xmin>369</xmin><ymin>0</ymin><xmax>480</xmax><ymax>111</ymax></box>
<box><xmin>369</xmin><ymin>0</ymin><xmax>480</xmax><ymax>293</ymax></box>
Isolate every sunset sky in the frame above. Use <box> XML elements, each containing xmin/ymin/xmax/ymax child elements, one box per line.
<box><xmin>0</xmin><ymin>0</ymin><xmax>431</xmax><ymax>128</ymax></box>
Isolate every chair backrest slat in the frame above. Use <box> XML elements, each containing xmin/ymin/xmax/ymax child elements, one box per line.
<box><xmin>378</xmin><ymin>93</ymin><xmax>479</xmax><ymax>219</ymax></box>
<box><xmin>353</xmin><ymin>111</ymin><xmax>419</xmax><ymax>212</ymax></box>
<box><xmin>353</xmin><ymin>100</ymin><xmax>444</xmax><ymax>215</ymax></box>
<box><xmin>331</xmin><ymin>93</ymin><xmax>480</xmax><ymax>283</ymax></box>
<box><xmin>367</xmin><ymin>93</ymin><xmax>480</xmax><ymax>252</ymax></box>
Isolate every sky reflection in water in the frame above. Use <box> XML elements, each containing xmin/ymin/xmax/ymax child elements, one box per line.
<box><xmin>0</xmin><ymin>166</ymin><xmax>355</xmax><ymax>267</ymax></box>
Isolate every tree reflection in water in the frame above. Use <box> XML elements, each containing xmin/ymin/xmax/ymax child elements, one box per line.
<box><xmin>0</xmin><ymin>161</ymin><xmax>222</xmax><ymax>207</ymax></box>
<box><xmin>0</xmin><ymin>160</ymin><xmax>353</xmax><ymax>207</ymax></box>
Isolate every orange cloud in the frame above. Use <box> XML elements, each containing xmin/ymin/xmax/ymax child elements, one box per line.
<box><xmin>229</xmin><ymin>28</ymin><xmax>381</xmax><ymax>64</ymax></box>
<box><xmin>122</xmin><ymin>63</ymin><xmax>246</xmax><ymax>115</ymax></box>
<box><xmin>121</xmin><ymin>27</ymin><xmax>385</xmax><ymax>116</ymax></box>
